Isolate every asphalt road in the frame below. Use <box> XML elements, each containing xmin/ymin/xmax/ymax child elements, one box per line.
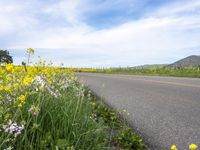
<box><xmin>77</xmin><ymin>73</ymin><xmax>200</xmax><ymax>150</ymax></box>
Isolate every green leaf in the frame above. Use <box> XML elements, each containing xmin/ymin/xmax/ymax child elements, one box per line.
<box><xmin>56</xmin><ymin>139</ymin><xmax>68</xmax><ymax>149</ymax></box>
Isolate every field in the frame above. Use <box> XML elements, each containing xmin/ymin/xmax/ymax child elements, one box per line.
<box><xmin>0</xmin><ymin>50</ymin><xmax>145</xmax><ymax>150</ymax></box>
<box><xmin>75</xmin><ymin>67</ymin><xmax>200</xmax><ymax>78</ymax></box>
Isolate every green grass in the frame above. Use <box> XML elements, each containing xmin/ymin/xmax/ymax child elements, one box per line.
<box><xmin>76</xmin><ymin>67</ymin><xmax>200</xmax><ymax>78</ymax></box>
<box><xmin>1</xmin><ymin>81</ymin><xmax>110</xmax><ymax>150</ymax></box>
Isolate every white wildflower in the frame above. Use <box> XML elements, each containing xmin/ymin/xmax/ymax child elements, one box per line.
<box><xmin>28</xmin><ymin>105</ymin><xmax>40</xmax><ymax>116</ymax></box>
<box><xmin>32</xmin><ymin>75</ymin><xmax>46</xmax><ymax>88</ymax></box>
<box><xmin>3</xmin><ymin>120</ymin><xmax>24</xmax><ymax>138</ymax></box>
<box><xmin>32</xmin><ymin>75</ymin><xmax>61</xmax><ymax>98</ymax></box>
<box><xmin>4</xmin><ymin>146</ymin><xmax>13</xmax><ymax>150</ymax></box>
<box><xmin>5</xmin><ymin>95</ymin><xmax>12</xmax><ymax>104</ymax></box>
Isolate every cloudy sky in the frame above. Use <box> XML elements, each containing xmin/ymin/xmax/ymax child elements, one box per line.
<box><xmin>1</xmin><ymin>0</ymin><xmax>200</xmax><ymax>67</ymax></box>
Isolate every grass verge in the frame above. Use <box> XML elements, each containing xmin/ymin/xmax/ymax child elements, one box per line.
<box><xmin>85</xmin><ymin>88</ymin><xmax>147</xmax><ymax>150</ymax></box>
<box><xmin>75</xmin><ymin>67</ymin><xmax>200</xmax><ymax>78</ymax></box>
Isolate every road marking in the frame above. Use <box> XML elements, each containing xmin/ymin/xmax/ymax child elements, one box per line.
<box><xmin>78</xmin><ymin>73</ymin><xmax>200</xmax><ymax>88</ymax></box>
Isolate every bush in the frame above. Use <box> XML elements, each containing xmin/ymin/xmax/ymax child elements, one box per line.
<box><xmin>113</xmin><ymin>127</ymin><xmax>145</xmax><ymax>150</ymax></box>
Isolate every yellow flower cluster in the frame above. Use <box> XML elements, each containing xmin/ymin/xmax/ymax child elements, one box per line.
<box><xmin>189</xmin><ymin>144</ymin><xmax>198</xmax><ymax>150</ymax></box>
<box><xmin>0</xmin><ymin>57</ymin><xmax>73</xmax><ymax>109</ymax></box>
<box><xmin>171</xmin><ymin>145</ymin><xmax>178</xmax><ymax>150</ymax></box>
<box><xmin>17</xmin><ymin>94</ymin><xmax>26</xmax><ymax>107</ymax></box>
<box><xmin>23</xmin><ymin>77</ymin><xmax>33</xmax><ymax>86</ymax></box>
<box><xmin>171</xmin><ymin>144</ymin><xmax>198</xmax><ymax>150</ymax></box>
<box><xmin>6</xmin><ymin>63</ymin><xmax>14</xmax><ymax>72</ymax></box>
<box><xmin>26</xmin><ymin>48</ymin><xmax>35</xmax><ymax>54</ymax></box>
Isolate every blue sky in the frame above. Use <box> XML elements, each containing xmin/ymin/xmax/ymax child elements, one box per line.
<box><xmin>1</xmin><ymin>0</ymin><xmax>200</xmax><ymax>67</ymax></box>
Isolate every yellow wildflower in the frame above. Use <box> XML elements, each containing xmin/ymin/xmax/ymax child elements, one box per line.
<box><xmin>0</xmin><ymin>69</ymin><xmax>5</xmax><ymax>74</ymax></box>
<box><xmin>23</xmin><ymin>77</ymin><xmax>32</xmax><ymax>85</ymax></box>
<box><xmin>171</xmin><ymin>145</ymin><xmax>178</xmax><ymax>150</ymax></box>
<box><xmin>17</xmin><ymin>94</ymin><xmax>26</xmax><ymax>107</ymax></box>
<box><xmin>26</xmin><ymin>48</ymin><xmax>35</xmax><ymax>54</ymax></box>
<box><xmin>0</xmin><ymin>86</ymin><xmax>3</xmax><ymax>91</ymax></box>
<box><xmin>13</xmin><ymin>83</ymin><xmax>19</xmax><ymax>90</ymax></box>
<box><xmin>4</xmin><ymin>86</ymin><xmax>10</xmax><ymax>92</ymax></box>
<box><xmin>189</xmin><ymin>144</ymin><xmax>198</xmax><ymax>150</ymax></box>
<box><xmin>7</xmin><ymin>76</ymin><xmax>12</xmax><ymax>81</ymax></box>
<box><xmin>18</xmin><ymin>95</ymin><xmax>26</xmax><ymax>102</ymax></box>
<box><xmin>18</xmin><ymin>103</ymin><xmax>23</xmax><ymax>107</ymax></box>
<box><xmin>6</xmin><ymin>64</ymin><xmax>14</xmax><ymax>72</ymax></box>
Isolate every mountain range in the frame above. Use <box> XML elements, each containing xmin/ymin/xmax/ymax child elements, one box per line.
<box><xmin>133</xmin><ymin>55</ymin><xmax>200</xmax><ymax>68</ymax></box>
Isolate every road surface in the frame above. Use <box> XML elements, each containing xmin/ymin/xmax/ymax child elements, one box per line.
<box><xmin>77</xmin><ymin>73</ymin><xmax>200</xmax><ymax>150</ymax></box>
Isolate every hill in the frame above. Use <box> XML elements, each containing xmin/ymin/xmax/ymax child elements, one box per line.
<box><xmin>169</xmin><ymin>55</ymin><xmax>200</xmax><ymax>67</ymax></box>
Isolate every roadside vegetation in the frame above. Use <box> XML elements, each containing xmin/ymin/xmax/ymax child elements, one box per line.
<box><xmin>75</xmin><ymin>67</ymin><xmax>200</xmax><ymax>78</ymax></box>
<box><xmin>85</xmin><ymin>89</ymin><xmax>146</xmax><ymax>150</ymax></box>
<box><xmin>2</xmin><ymin>49</ymin><xmax>197</xmax><ymax>150</ymax></box>
<box><xmin>0</xmin><ymin>49</ymin><xmax>146</xmax><ymax>150</ymax></box>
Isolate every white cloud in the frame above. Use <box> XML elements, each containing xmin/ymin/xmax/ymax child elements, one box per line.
<box><xmin>2</xmin><ymin>0</ymin><xmax>200</xmax><ymax>67</ymax></box>
<box><xmin>43</xmin><ymin>0</ymin><xmax>84</xmax><ymax>26</ymax></box>
<box><xmin>0</xmin><ymin>1</ymin><xmax>38</xmax><ymax>35</ymax></box>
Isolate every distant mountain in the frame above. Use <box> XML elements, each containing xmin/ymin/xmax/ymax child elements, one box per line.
<box><xmin>169</xmin><ymin>55</ymin><xmax>200</xmax><ymax>67</ymax></box>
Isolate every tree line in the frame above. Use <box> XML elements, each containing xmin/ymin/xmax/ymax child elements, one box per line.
<box><xmin>0</xmin><ymin>50</ymin><xmax>13</xmax><ymax>64</ymax></box>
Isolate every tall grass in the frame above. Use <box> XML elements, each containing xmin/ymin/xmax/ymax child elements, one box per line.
<box><xmin>0</xmin><ymin>62</ymin><xmax>110</xmax><ymax>150</ymax></box>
